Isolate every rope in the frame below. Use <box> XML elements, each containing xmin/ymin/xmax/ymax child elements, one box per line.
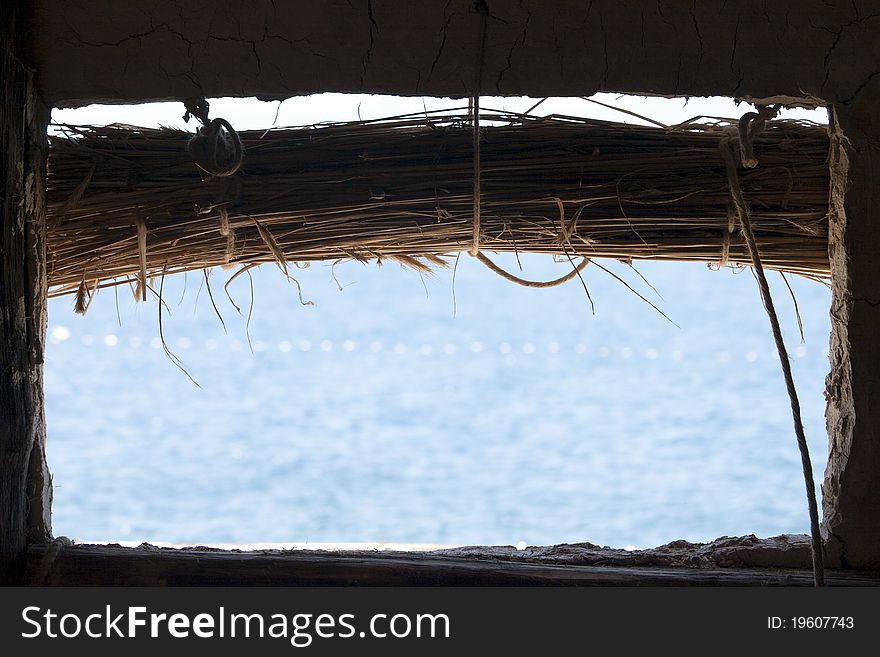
<box><xmin>473</xmin><ymin>191</ymin><xmax>591</xmax><ymax>287</ymax></box>
<box><xmin>183</xmin><ymin>97</ymin><xmax>243</xmax><ymax>178</ymax></box>
<box><xmin>465</xmin><ymin>5</ymin><xmax>591</xmax><ymax>292</ymax></box>
<box><xmin>712</xmin><ymin>206</ymin><xmax>736</xmax><ymax>269</ymax></box>
<box><xmin>720</xmin><ymin>110</ymin><xmax>825</xmax><ymax>587</ymax></box>
<box><xmin>469</xmin><ymin>1</ymin><xmax>488</xmax><ymax>257</ymax></box>
<box><xmin>718</xmin><ymin>234</ymin><xmax>730</xmax><ymax>269</ymax></box>
<box><xmin>476</xmin><ymin>251</ymin><xmax>590</xmax><ymax>288</ymax></box>
<box><xmin>31</xmin><ymin>536</ymin><xmax>72</xmax><ymax>586</ymax></box>
<box><xmin>471</xmin><ymin>98</ymin><xmax>482</xmax><ymax>255</ymax></box>
<box><xmin>736</xmin><ymin>105</ymin><xmax>778</xmax><ymax>169</ymax></box>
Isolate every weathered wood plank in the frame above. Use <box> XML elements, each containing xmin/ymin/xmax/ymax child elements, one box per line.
<box><xmin>33</xmin><ymin>1</ymin><xmax>870</xmax><ymax>106</ymax></box>
<box><xmin>26</xmin><ymin>545</ymin><xmax>880</xmax><ymax>587</ymax></box>
<box><xmin>1</xmin><ymin>0</ymin><xmax>51</xmax><ymax>585</ymax></box>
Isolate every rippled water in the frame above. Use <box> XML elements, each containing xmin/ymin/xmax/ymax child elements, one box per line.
<box><xmin>45</xmin><ymin>255</ymin><xmax>831</xmax><ymax>549</ymax></box>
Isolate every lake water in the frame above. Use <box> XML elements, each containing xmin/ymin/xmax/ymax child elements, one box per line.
<box><xmin>44</xmin><ymin>254</ymin><xmax>831</xmax><ymax>549</ymax></box>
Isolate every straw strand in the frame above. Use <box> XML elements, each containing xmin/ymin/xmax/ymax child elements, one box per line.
<box><xmin>136</xmin><ymin>217</ymin><xmax>148</xmax><ymax>302</ymax></box>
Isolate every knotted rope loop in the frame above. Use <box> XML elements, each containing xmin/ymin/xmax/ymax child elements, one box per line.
<box><xmin>736</xmin><ymin>104</ymin><xmax>779</xmax><ymax>169</ymax></box>
<box><xmin>31</xmin><ymin>536</ymin><xmax>73</xmax><ymax>586</ymax></box>
<box><xmin>183</xmin><ymin>97</ymin><xmax>211</xmax><ymax>125</ymax></box>
<box><xmin>183</xmin><ymin>97</ymin><xmax>243</xmax><ymax>178</ymax></box>
<box><xmin>711</xmin><ymin>104</ymin><xmax>776</xmax><ymax>268</ymax></box>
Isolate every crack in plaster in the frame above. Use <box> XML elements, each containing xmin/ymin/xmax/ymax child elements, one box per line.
<box><xmin>495</xmin><ymin>10</ymin><xmax>530</xmax><ymax>92</ymax></box>
<box><xmin>816</xmin><ymin>11</ymin><xmax>880</xmax><ymax>96</ymax></box>
<box><xmin>429</xmin><ymin>0</ymin><xmax>455</xmax><ymax>78</ymax></box>
<box><xmin>691</xmin><ymin>2</ymin><xmax>704</xmax><ymax>64</ymax></box>
<box><xmin>361</xmin><ymin>0</ymin><xmax>379</xmax><ymax>89</ymax></box>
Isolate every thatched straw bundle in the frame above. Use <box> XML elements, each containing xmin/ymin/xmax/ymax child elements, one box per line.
<box><xmin>46</xmin><ymin>111</ymin><xmax>830</xmax><ymax>300</ymax></box>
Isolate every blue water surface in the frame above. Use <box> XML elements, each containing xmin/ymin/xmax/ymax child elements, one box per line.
<box><xmin>44</xmin><ymin>255</ymin><xmax>831</xmax><ymax>549</ymax></box>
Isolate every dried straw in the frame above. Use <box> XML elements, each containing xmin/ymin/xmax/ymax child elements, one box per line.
<box><xmin>45</xmin><ymin>110</ymin><xmax>830</xmax><ymax>298</ymax></box>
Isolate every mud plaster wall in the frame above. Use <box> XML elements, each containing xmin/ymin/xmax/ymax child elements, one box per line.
<box><xmin>30</xmin><ymin>0</ymin><xmax>880</xmax><ymax>106</ymax></box>
<box><xmin>1</xmin><ymin>1</ymin><xmax>50</xmax><ymax>584</ymax></box>
<box><xmin>28</xmin><ymin>0</ymin><xmax>880</xmax><ymax>568</ymax></box>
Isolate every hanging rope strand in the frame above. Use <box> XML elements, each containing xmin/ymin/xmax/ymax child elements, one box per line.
<box><xmin>470</xmin><ymin>1</ymin><xmax>488</xmax><ymax>256</ymax></box>
<box><xmin>476</xmin><ymin>251</ymin><xmax>589</xmax><ymax>287</ymax></box>
<box><xmin>720</xmin><ymin>109</ymin><xmax>825</xmax><ymax>587</ymax></box>
<box><xmin>471</xmin><ymin>96</ymin><xmax>482</xmax><ymax>256</ymax></box>
<box><xmin>467</xmin><ymin>2</ymin><xmax>591</xmax><ymax>289</ymax></box>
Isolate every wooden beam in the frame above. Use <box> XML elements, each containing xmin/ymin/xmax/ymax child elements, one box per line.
<box><xmin>33</xmin><ymin>0</ymin><xmax>869</xmax><ymax>107</ymax></box>
<box><xmin>0</xmin><ymin>0</ymin><xmax>51</xmax><ymax>585</ymax></box>
<box><xmin>26</xmin><ymin>544</ymin><xmax>880</xmax><ymax>586</ymax></box>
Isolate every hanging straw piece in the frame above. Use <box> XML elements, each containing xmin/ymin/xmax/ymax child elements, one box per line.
<box><xmin>252</xmin><ymin>216</ymin><xmax>290</xmax><ymax>280</ymax></box>
<box><xmin>135</xmin><ymin>218</ymin><xmax>148</xmax><ymax>302</ymax></box>
<box><xmin>553</xmin><ymin>197</ymin><xmax>571</xmax><ymax>244</ymax></box>
<box><xmin>56</xmin><ymin>164</ymin><xmax>94</xmax><ymax>225</ymax></box>
<box><xmin>720</xmin><ymin>107</ymin><xmax>825</xmax><ymax>587</ymax></box>
<box><xmin>73</xmin><ymin>276</ymin><xmax>88</xmax><ymax>315</ymax></box>
<box><xmin>73</xmin><ymin>274</ymin><xmax>95</xmax><ymax>315</ymax></box>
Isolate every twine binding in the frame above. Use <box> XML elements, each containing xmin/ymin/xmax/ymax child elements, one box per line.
<box><xmin>183</xmin><ymin>98</ymin><xmax>243</xmax><ymax>178</ymax></box>
<box><xmin>31</xmin><ymin>536</ymin><xmax>73</xmax><ymax>586</ymax></box>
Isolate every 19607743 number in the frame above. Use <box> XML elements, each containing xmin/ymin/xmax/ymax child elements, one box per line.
<box><xmin>767</xmin><ymin>617</ymin><xmax>854</xmax><ymax>629</ymax></box>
